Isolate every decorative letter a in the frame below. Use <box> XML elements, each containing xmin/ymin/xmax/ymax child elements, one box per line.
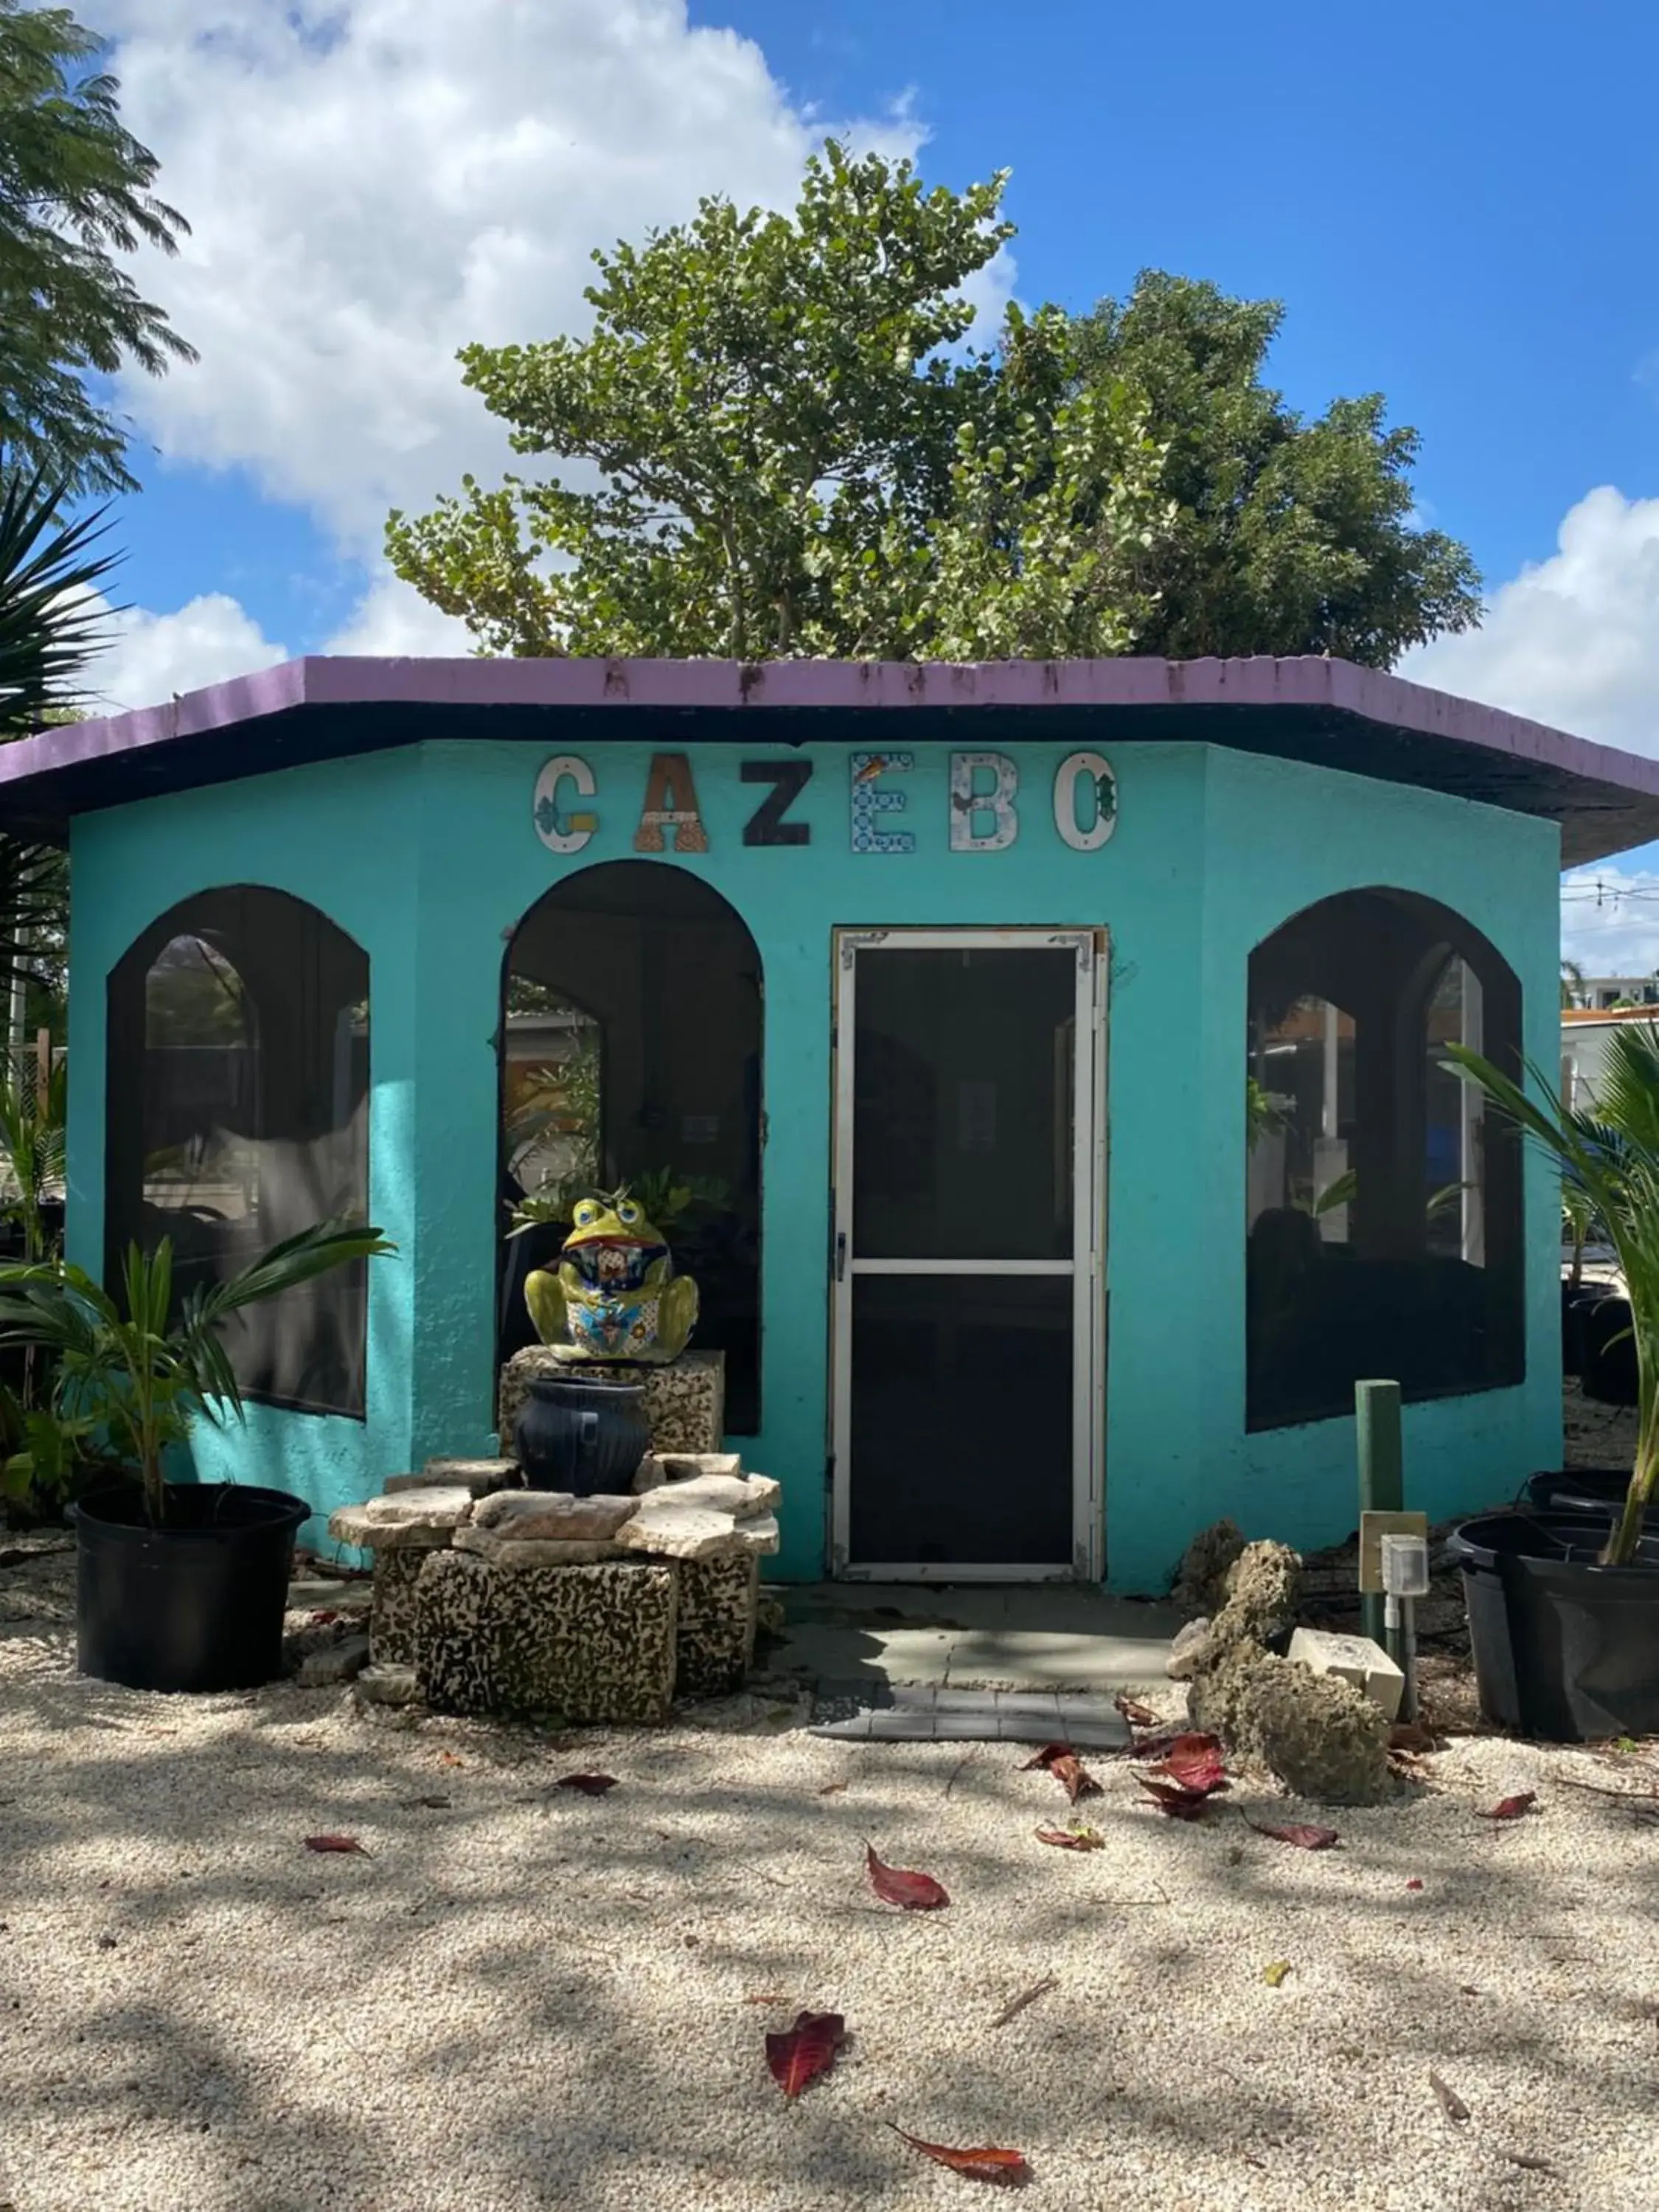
<box><xmin>634</xmin><ymin>753</ymin><xmax>709</xmax><ymax>853</ymax></box>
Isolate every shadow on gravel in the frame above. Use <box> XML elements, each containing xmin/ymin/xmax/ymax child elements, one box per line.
<box><xmin>0</xmin><ymin>1606</ymin><xmax>1653</xmax><ymax>2211</ymax></box>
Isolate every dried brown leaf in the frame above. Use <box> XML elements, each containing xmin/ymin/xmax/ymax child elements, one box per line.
<box><xmin>1049</xmin><ymin>1753</ymin><xmax>1102</xmax><ymax>1804</ymax></box>
<box><xmin>1114</xmin><ymin>1694</ymin><xmax>1159</xmax><ymax>1728</ymax></box>
<box><xmin>302</xmin><ymin>1834</ymin><xmax>369</xmax><ymax>1857</ymax></box>
<box><xmin>1429</xmin><ymin>2070</ymin><xmax>1470</xmax><ymax>2122</ymax></box>
<box><xmin>1018</xmin><ymin>1742</ymin><xmax>1074</xmax><ymax>1771</ymax></box>
<box><xmin>1247</xmin><ymin>1819</ymin><xmax>1340</xmax><ymax>1851</ymax></box>
<box><xmin>1034</xmin><ymin>1825</ymin><xmax>1105</xmax><ymax>1851</ymax></box>
<box><xmin>888</xmin><ymin>2125</ymin><xmax>1029</xmax><ymax>2183</ymax></box>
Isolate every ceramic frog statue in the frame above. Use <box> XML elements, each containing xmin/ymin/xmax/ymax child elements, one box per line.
<box><xmin>524</xmin><ymin>1190</ymin><xmax>699</xmax><ymax>1364</ymax></box>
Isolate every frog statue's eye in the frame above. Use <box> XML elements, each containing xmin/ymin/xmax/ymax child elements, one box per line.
<box><xmin>573</xmin><ymin>1200</ymin><xmax>599</xmax><ymax>1228</ymax></box>
<box><xmin>618</xmin><ymin>1200</ymin><xmax>641</xmax><ymax>1226</ymax></box>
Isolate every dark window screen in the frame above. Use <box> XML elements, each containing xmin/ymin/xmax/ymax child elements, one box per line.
<box><xmin>105</xmin><ymin>888</ymin><xmax>371</xmax><ymax>1417</ymax></box>
<box><xmin>500</xmin><ymin>862</ymin><xmax>762</xmax><ymax>1433</ymax></box>
<box><xmin>1245</xmin><ymin>889</ymin><xmax>1523</xmax><ymax>1430</ymax></box>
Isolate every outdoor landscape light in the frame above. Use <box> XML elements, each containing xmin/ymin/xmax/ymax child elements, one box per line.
<box><xmin>1379</xmin><ymin>1532</ymin><xmax>1430</xmax><ymax>1722</ymax></box>
<box><xmin>1380</xmin><ymin>1533</ymin><xmax>1431</xmax><ymax>1599</ymax></box>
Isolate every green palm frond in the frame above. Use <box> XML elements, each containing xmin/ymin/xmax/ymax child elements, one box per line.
<box><xmin>1448</xmin><ymin>1028</ymin><xmax>1659</xmax><ymax>1565</ymax></box>
<box><xmin>0</xmin><ymin>1217</ymin><xmax>394</xmax><ymax>1520</ymax></box>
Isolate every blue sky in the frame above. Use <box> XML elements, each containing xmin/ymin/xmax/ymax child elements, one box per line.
<box><xmin>84</xmin><ymin>0</ymin><xmax>1659</xmax><ymax>967</ymax></box>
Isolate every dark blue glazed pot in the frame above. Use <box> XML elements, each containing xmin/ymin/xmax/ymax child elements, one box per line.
<box><xmin>512</xmin><ymin>1373</ymin><xmax>651</xmax><ymax>1495</ymax></box>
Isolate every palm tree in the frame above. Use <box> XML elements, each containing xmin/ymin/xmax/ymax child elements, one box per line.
<box><xmin>1560</xmin><ymin>956</ymin><xmax>1585</xmax><ymax>1011</ymax></box>
<box><xmin>1450</xmin><ymin>1023</ymin><xmax>1659</xmax><ymax>1565</ymax></box>
<box><xmin>0</xmin><ymin>461</ymin><xmax>119</xmax><ymax>1023</ymax></box>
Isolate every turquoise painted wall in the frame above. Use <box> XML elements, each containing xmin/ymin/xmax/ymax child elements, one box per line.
<box><xmin>66</xmin><ymin>728</ymin><xmax>1561</xmax><ymax>1590</ymax></box>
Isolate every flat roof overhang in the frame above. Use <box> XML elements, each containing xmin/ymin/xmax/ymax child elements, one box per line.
<box><xmin>2</xmin><ymin>654</ymin><xmax>1655</xmax><ymax>868</ymax></box>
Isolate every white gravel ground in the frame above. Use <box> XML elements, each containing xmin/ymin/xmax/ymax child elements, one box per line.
<box><xmin>2</xmin><ymin>1579</ymin><xmax>1657</xmax><ymax>2212</ymax></box>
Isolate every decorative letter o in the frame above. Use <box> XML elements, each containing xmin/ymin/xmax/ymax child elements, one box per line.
<box><xmin>1053</xmin><ymin>751</ymin><xmax>1117</xmax><ymax>852</ymax></box>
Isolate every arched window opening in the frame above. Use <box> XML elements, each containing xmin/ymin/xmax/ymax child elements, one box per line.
<box><xmin>500</xmin><ymin>862</ymin><xmax>763</xmax><ymax>1433</ymax></box>
<box><xmin>106</xmin><ymin>888</ymin><xmax>371</xmax><ymax>1418</ymax></box>
<box><xmin>1245</xmin><ymin>890</ymin><xmax>1523</xmax><ymax>1430</ymax></box>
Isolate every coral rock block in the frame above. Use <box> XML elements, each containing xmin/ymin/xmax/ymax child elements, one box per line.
<box><xmin>414</xmin><ymin>1551</ymin><xmax>678</xmax><ymax>1725</ymax></box>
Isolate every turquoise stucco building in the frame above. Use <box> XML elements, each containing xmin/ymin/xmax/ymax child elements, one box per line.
<box><xmin>6</xmin><ymin>654</ymin><xmax>1656</xmax><ymax>1593</ymax></box>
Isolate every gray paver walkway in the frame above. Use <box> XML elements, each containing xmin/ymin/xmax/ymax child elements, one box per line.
<box><xmin>767</xmin><ymin>1581</ymin><xmax>1182</xmax><ymax>1704</ymax></box>
<box><xmin>809</xmin><ymin>1685</ymin><xmax>1133</xmax><ymax>1747</ymax></box>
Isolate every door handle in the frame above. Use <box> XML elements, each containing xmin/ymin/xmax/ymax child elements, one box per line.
<box><xmin>835</xmin><ymin>1231</ymin><xmax>847</xmax><ymax>1283</ymax></box>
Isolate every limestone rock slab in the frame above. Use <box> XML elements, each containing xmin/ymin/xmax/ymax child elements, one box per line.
<box><xmin>330</xmin><ymin>1486</ymin><xmax>474</xmax><ymax>1548</ymax></box>
<box><xmin>454</xmin><ymin>1528</ymin><xmax>625</xmax><ymax>1567</ymax></box>
<box><xmin>616</xmin><ymin>1495</ymin><xmax>748</xmax><ymax>1561</ymax></box>
<box><xmin>652</xmin><ymin>1470</ymin><xmax>780</xmax><ymax>1520</ymax></box>
<box><xmin>658</xmin><ymin>1452</ymin><xmax>744</xmax><ymax>1483</ymax></box>
<box><xmin>1287</xmin><ymin>1627</ymin><xmax>1406</xmax><ymax>1722</ymax></box>
<box><xmin>355</xmin><ymin>1662</ymin><xmax>422</xmax><ymax>1708</ymax></box>
<box><xmin>471</xmin><ymin>1489</ymin><xmax>638</xmax><ymax>1540</ymax></box>
<box><xmin>383</xmin><ymin>1458</ymin><xmax>520</xmax><ymax>1497</ymax></box>
<box><xmin>299</xmin><ymin>1632</ymin><xmax>370</xmax><ymax>1686</ymax></box>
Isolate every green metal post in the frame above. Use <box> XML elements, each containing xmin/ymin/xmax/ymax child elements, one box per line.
<box><xmin>1356</xmin><ymin>1378</ymin><xmax>1402</xmax><ymax>1647</ymax></box>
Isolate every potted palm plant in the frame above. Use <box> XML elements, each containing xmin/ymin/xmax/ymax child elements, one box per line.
<box><xmin>0</xmin><ymin>1219</ymin><xmax>392</xmax><ymax>1692</ymax></box>
<box><xmin>1446</xmin><ymin>1026</ymin><xmax>1659</xmax><ymax>1739</ymax></box>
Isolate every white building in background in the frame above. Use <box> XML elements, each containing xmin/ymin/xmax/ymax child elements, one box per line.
<box><xmin>1565</xmin><ymin>973</ymin><xmax>1659</xmax><ymax>1010</ymax></box>
<box><xmin>1561</xmin><ymin>1006</ymin><xmax>1659</xmax><ymax>1111</ymax></box>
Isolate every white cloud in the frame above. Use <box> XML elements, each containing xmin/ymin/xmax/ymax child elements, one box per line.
<box><xmin>85</xmin><ymin>591</ymin><xmax>288</xmax><ymax>715</ymax></box>
<box><xmin>1399</xmin><ymin>486</ymin><xmax>1659</xmax><ymax>971</ymax></box>
<box><xmin>1401</xmin><ymin>486</ymin><xmax>1659</xmax><ymax>756</ymax></box>
<box><xmin>320</xmin><ymin>574</ymin><xmax>473</xmax><ymax>658</ymax></box>
<box><xmin>75</xmin><ymin>574</ymin><xmax>472</xmax><ymax>717</ymax></box>
<box><xmin>98</xmin><ymin>0</ymin><xmax>950</xmax><ymax>555</ymax></box>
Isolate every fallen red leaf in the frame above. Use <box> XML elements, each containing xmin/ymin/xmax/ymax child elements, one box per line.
<box><xmin>556</xmin><ymin>1773</ymin><xmax>619</xmax><ymax>1796</ymax></box>
<box><xmin>1136</xmin><ymin>1778</ymin><xmax>1212</xmax><ymax>1821</ymax></box>
<box><xmin>302</xmin><ymin>1834</ymin><xmax>369</xmax><ymax>1856</ymax></box>
<box><xmin>1145</xmin><ymin>1733</ymin><xmax>1229</xmax><ymax>1796</ymax></box>
<box><xmin>866</xmin><ymin>1842</ymin><xmax>950</xmax><ymax>1910</ymax></box>
<box><xmin>1406</xmin><ymin>1878</ymin><xmax>1425</xmax><ymax>1891</ymax></box>
<box><xmin>1247</xmin><ymin>1820</ymin><xmax>1340</xmax><ymax>1851</ymax></box>
<box><xmin>1034</xmin><ymin>1825</ymin><xmax>1105</xmax><ymax>1851</ymax></box>
<box><xmin>1019</xmin><ymin>1742</ymin><xmax>1102</xmax><ymax>1801</ymax></box>
<box><xmin>765</xmin><ymin>2010</ymin><xmax>845</xmax><ymax>2098</ymax></box>
<box><xmin>1476</xmin><ymin>1791</ymin><xmax>1537</xmax><ymax>1821</ymax></box>
<box><xmin>1115</xmin><ymin>1693</ymin><xmax>1159</xmax><ymax>1728</ymax></box>
<box><xmin>1019</xmin><ymin>1743</ymin><xmax>1073</xmax><ymax>1770</ymax></box>
<box><xmin>888</xmin><ymin>2125</ymin><xmax>1029</xmax><ymax>2182</ymax></box>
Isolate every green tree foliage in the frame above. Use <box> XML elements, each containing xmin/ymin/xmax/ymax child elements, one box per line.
<box><xmin>1070</xmin><ymin>274</ymin><xmax>1481</xmax><ymax>664</ymax></box>
<box><xmin>390</xmin><ymin>146</ymin><xmax>1478</xmax><ymax>667</ymax></box>
<box><xmin>0</xmin><ymin>0</ymin><xmax>195</xmax><ymax>494</ymax></box>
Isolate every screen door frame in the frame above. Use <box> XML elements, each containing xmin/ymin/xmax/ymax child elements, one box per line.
<box><xmin>828</xmin><ymin>926</ymin><xmax>1107</xmax><ymax>1582</ymax></box>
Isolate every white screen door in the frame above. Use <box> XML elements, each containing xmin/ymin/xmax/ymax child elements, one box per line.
<box><xmin>830</xmin><ymin>928</ymin><xmax>1106</xmax><ymax>1580</ymax></box>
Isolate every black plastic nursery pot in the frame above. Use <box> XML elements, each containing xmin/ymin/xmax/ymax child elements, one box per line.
<box><xmin>1448</xmin><ymin>1509</ymin><xmax>1659</xmax><ymax>1742</ymax></box>
<box><xmin>1523</xmin><ymin>1467</ymin><xmax>1659</xmax><ymax>1523</ymax></box>
<box><xmin>68</xmin><ymin>1482</ymin><xmax>310</xmax><ymax>1694</ymax></box>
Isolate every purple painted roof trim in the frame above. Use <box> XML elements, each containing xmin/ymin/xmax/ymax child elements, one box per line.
<box><xmin>4</xmin><ymin>654</ymin><xmax>1657</xmax><ymax>863</ymax></box>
